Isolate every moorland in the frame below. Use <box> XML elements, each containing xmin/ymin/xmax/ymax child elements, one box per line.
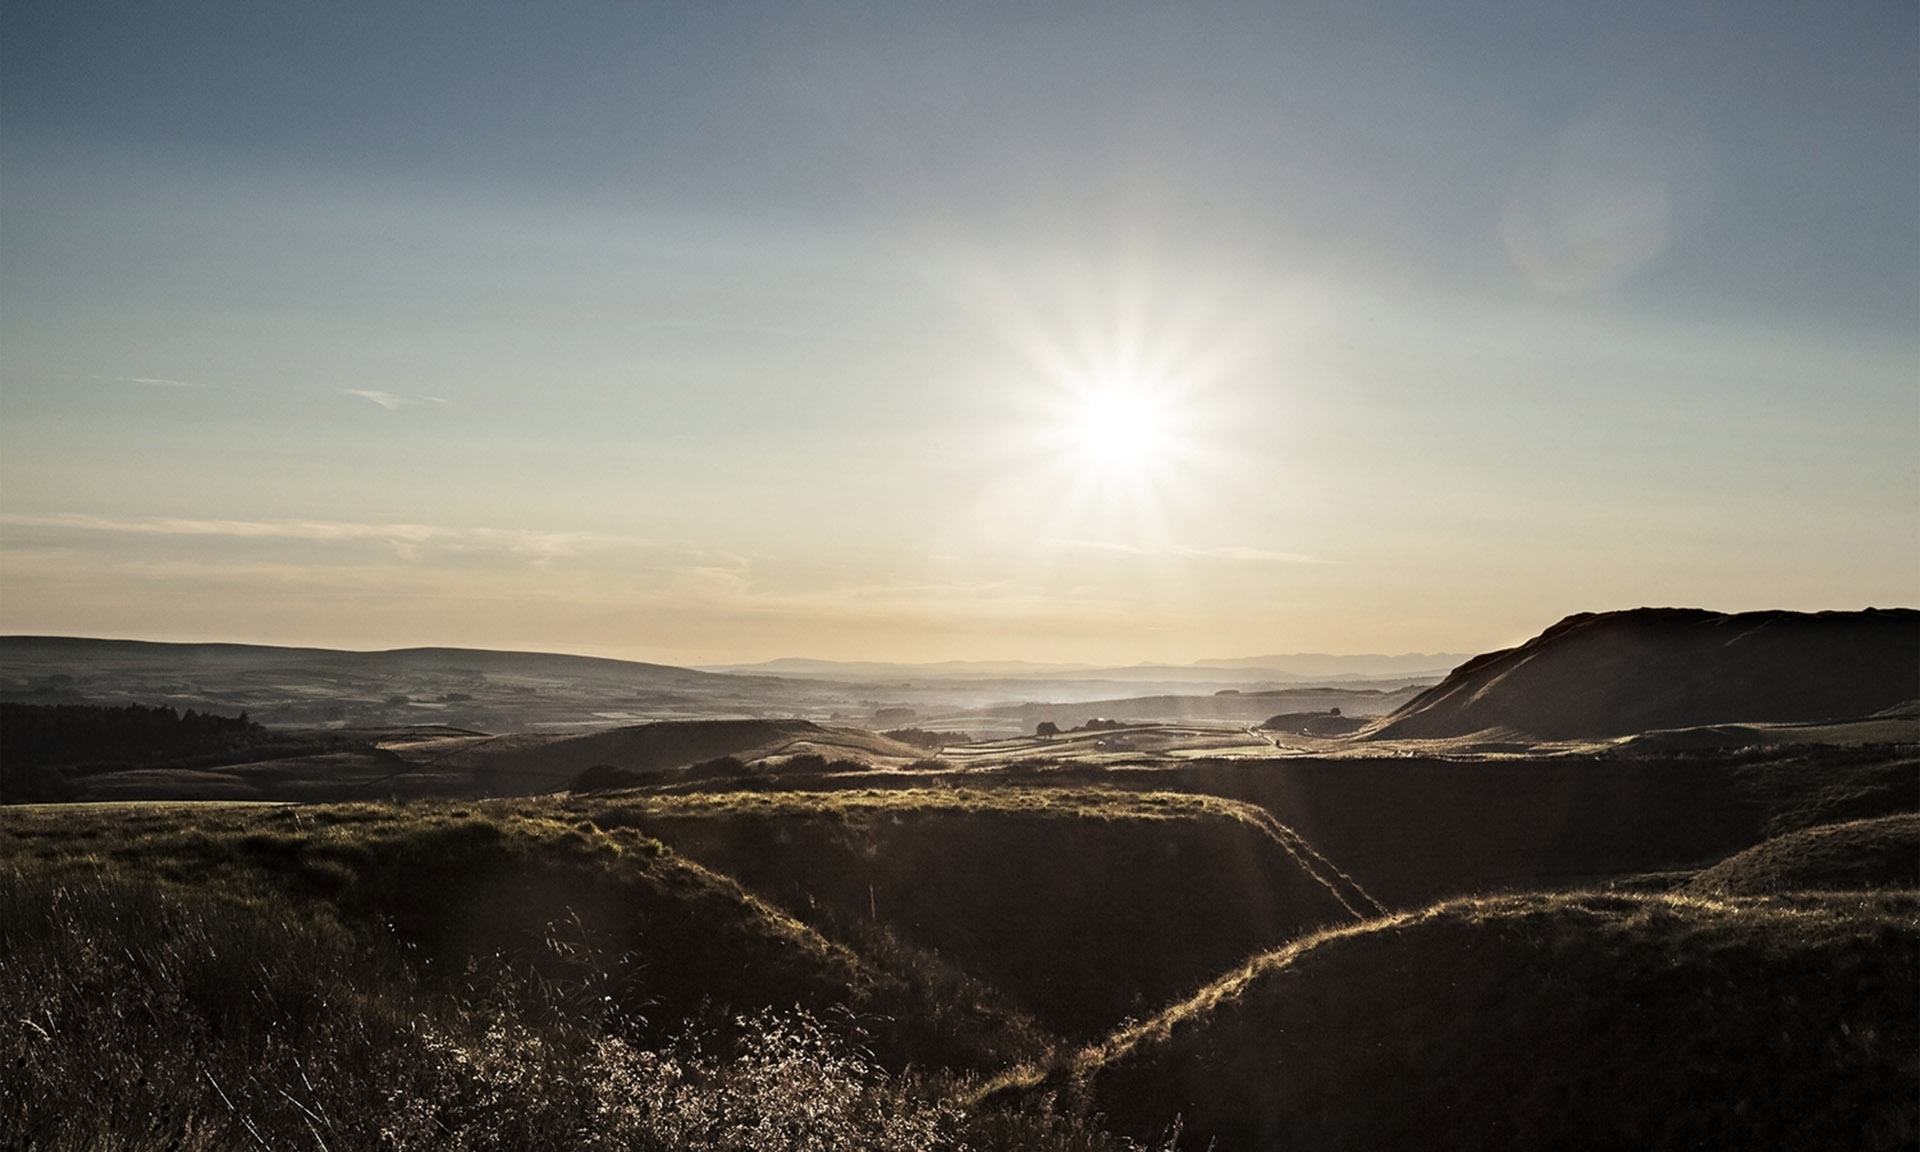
<box><xmin>2</xmin><ymin>607</ymin><xmax>1916</xmax><ymax>1150</ymax></box>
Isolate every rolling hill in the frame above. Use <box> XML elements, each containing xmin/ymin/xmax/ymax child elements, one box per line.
<box><xmin>1685</xmin><ymin>813</ymin><xmax>1920</xmax><ymax>895</ymax></box>
<box><xmin>1367</xmin><ymin>607</ymin><xmax>1920</xmax><ymax>741</ymax></box>
<box><xmin>0</xmin><ymin>634</ymin><xmax>794</xmax><ymax>732</ymax></box>
<box><xmin>585</xmin><ymin>788</ymin><xmax>1379</xmax><ymax>1038</ymax></box>
<box><xmin>1023</xmin><ymin>891</ymin><xmax>1920</xmax><ymax>1150</ymax></box>
<box><xmin>0</xmin><ymin>799</ymin><xmax>1048</xmax><ymax>1073</ymax></box>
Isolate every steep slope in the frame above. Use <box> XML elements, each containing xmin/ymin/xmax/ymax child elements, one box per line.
<box><xmin>586</xmin><ymin>788</ymin><xmax>1378</xmax><ymax>1039</ymax></box>
<box><xmin>0</xmin><ymin>800</ymin><xmax>1046</xmax><ymax>1072</ymax></box>
<box><xmin>1368</xmin><ymin>607</ymin><xmax>1919</xmax><ymax>741</ymax></box>
<box><xmin>1035</xmin><ymin>892</ymin><xmax>1920</xmax><ymax>1151</ymax></box>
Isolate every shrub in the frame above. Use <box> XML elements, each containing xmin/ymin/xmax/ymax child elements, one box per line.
<box><xmin>0</xmin><ymin>868</ymin><xmax>994</xmax><ymax>1150</ymax></box>
<box><xmin>685</xmin><ymin>755</ymin><xmax>750</xmax><ymax>780</ymax></box>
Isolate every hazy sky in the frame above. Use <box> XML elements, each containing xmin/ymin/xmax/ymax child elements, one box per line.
<box><xmin>2</xmin><ymin>1</ymin><xmax>1914</xmax><ymax>664</ymax></box>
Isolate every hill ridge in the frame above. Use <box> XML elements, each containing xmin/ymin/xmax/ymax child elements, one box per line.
<box><xmin>1368</xmin><ymin>607</ymin><xmax>1919</xmax><ymax>741</ymax></box>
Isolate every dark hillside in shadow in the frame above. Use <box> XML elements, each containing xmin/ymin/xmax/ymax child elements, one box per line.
<box><xmin>1160</xmin><ymin>748</ymin><xmax>1915</xmax><ymax>905</ymax></box>
<box><xmin>1369</xmin><ymin>608</ymin><xmax>1919</xmax><ymax>740</ymax></box>
<box><xmin>1685</xmin><ymin>813</ymin><xmax>1920</xmax><ymax>895</ymax></box>
<box><xmin>1166</xmin><ymin>755</ymin><xmax>1771</xmax><ymax>906</ymax></box>
<box><xmin>0</xmin><ymin>801</ymin><xmax>1047</xmax><ymax>1074</ymax></box>
<box><xmin>428</xmin><ymin>718</ymin><xmax>844</xmax><ymax>792</ymax></box>
<box><xmin>2</xmin><ymin>713</ymin><xmax>934</xmax><ymax>803</ymax></box>
<box><xmin>657</xmin><ymin>746</ymin><xmax>1917</xmax><ymax>909</ymax></box>
<box><xmin>585</xmin><ymin>789</ymin><xmax>1373</xmax><ymax>1039</ymax></box>
<box><xmin>1023</xmin><ymin>892</ymin><xmax>1919</xmax><ymax>1151</ymax></box>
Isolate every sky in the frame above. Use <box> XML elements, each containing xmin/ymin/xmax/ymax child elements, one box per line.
<box><xmin>1</xmin><ymin>1</ymin><xmax>1914</xmax><ymax>665</ymax></box>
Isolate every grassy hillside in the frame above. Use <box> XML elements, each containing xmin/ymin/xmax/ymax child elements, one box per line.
<box><xmin>4</xmin><ymin>866</ymin><xmax>1052</xmax><ymax>1151</ymax></box>
<box><xmin>520</xmin><ymin>719</ymin><xmax>930</xmax><ymax>788</ymax></box>
<box><xmin>1368</xmin><ymin>607</ymin><xmax>1919</xmax><ymax>741</ymax></box>
<box><xmin>982</xmin><ymin>747</ymin><xmax>1916</xmax><ymax>907</ymax></box>
<box><xmin>1686</xmin><ymin>813</ymin><xmax>1920</xmax><ymax>895</ymax></box>
<box><xmin>583</xmin><ymin>788</ymin><xmax>1378</xmax><ymax>1038</ymax></box>
<box><xmin>0</xmin><ymin>634</ymin><xmax>777</xmax><ymax>733</ymax></box>
<box><xmin>1019</xmin><ymin>891</ymin><xmax>1920</xmax><ymax>1151</ymax></box>
<box><xmin>12</xmin><ymin>744</ymin><xmax>1913</xmax><ymax>1147</ymax></box>
<box><xmin>1</xmin><ymin>716</ymin><xmax>940</xmax><ymax>803</ymax></box>
<box><xmin>0</xmin><ymin>801</ymin><xmax>1048</xmax><ymax>1075</ymax></box>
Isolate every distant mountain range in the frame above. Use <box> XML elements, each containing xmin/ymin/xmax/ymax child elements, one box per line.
<box><xmin>26</xmin><ymin>608</ymin><xmax>1907</xmax><ymax>746</ymax></box>
<box><xmin>699</xmin><ymin>653</ymin><xmax>1473</xmax><ymax>682</ymax></box>
<box><xmin>0</xmin><ymin>635</ymin><xmax>792</xmax><ymax>732</ymax></box>
<box><xmin>0</xmin><ymin>635</ymin><xmax>1443</xmax><ymax>734</ymax></box>
<box><xmin>0</xmin><ymin>635</ymin><xmax>731</xmax><ymax>685</ymax></box>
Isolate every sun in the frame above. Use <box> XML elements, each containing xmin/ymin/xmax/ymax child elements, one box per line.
<box><xmin>1070</xmin><ymin>388</ymin><xmax>1166</xmax><ymax>467</ymax></box>
<box><xmin>1062</xmin><ymin>380</ymin><xmax>1178</xmax><ymax>479</ymax></box>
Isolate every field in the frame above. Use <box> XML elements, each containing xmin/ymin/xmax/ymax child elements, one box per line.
<box><xmin>4</xmin><ymin>612</ymin><xmax>1918</xmax><ymax>1149</ymax></box>
<box><xmin>8</xmin><ymin>742</ymin><xmax>1916</xmax><ymax>1149</ymax></box>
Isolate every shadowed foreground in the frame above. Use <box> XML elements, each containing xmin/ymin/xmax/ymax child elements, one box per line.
<box><xmin>1021</xmin><ymin>891</ymin><xmax>1919</xmax><ymax>1151</ymax></box>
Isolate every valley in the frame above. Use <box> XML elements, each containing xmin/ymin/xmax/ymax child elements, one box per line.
<box><xmin>3</xmin><ymin>607</ymin><xmax>1917</xmax><ymax>1150</ymax></box>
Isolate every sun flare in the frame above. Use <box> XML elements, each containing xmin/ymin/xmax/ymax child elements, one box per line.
<box><xmin>1068</xmin><ymin>387</ymin><xmax>1172</xmax><ymax>473</ymax></box>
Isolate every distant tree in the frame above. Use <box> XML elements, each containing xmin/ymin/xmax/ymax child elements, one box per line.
<box><xmin>1035</xmin><ymin>721</ymin><xmax>1060</xmax><ymax>739</ymax></box>
<box><xmin>572</xmin><ymin>763</ymin><xmax>626</xmax><ymax>793</ymax></box>
<box><xmin>685</xmin><ymin>755</ymin><xmax>749</xmax><ymax>781</ymax></box>
<box><xmin>882</xmin><ymin>727</ymin><xmax>964</xmax><ymax>750</ymax></box>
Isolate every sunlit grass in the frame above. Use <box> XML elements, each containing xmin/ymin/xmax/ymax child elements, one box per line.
<box><xmin>0</xmin><ymin>802</ymin><xmax>1186</xmax><ymax>1149</ymax></box>
<box><xmin>1002</xmin><ymin>889</ymin><xmax>1920</xmax><ymax>1150</ymax></box>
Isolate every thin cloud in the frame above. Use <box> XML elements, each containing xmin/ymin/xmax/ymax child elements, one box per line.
<box><xmin>2</xmin><ymin>512</ymin><xmax>437</xmax><ymax>542</ymax></box>
<box><xmin>340</xmin><ymin>389</ymin><xmax>451</xmax><ymax>410</ymax></box>
<box><xmin>1050</xmin><ymin>538</ymin><xmax>1326</xmax><ymax>564</ymax></box>
<box><xmin>341</xmin><ymin>389</ymin><xmax>410</xmax><ymax>409</ymax></box>
<box><xmin>0</xmin><ymin>512</ymin><xmax>631</xmax><ymax>561</ymax></box>
<box><xmin>92</xmin><ymin>375</ymin><xmax>200</xmax><ymax>387</ymax></box>
<box><xmin>1175</xmin><ymin>545</ymin><xmax>1328</xmax><ymax>564</ymax></box>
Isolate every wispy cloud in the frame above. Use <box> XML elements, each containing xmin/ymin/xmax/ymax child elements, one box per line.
<box><xmin>341</xmin><ymin>389</ymin><xmax>452</xmax><ymax>410</ymax></box>
<box><xmin>1176</xmin><ymin>545</ymin><xmax>1328</xmax><ymax>564</ymax></box>
<box><xmin>1050</xmin><ymin>538</ymin><xmax>1327</xmax><ymax>564</ymax></box>
<box><xmin>0</xmin><ymin>512</ymin><xmax>626</xmax><ymax>562</ymax></box>
<box><xmin>93</xmin><ymin>375</ymin><xmax>200</xmax><ymax>387</ymax></box>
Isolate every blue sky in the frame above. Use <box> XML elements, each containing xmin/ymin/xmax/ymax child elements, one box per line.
<box><xmin>2</xmin><ymin>1</ymin><xmax>1913</xmax><ymax>663</ymax></box>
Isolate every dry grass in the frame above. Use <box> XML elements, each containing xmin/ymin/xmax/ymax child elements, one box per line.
<box><xmin>0</xmin><ymin>800</ymin><xmax>1047</xmax><ymax>1073</ymax></box>
<box><xmin>1012</xmin><ymin>890</ymin><xmax>1920</xmax><ymax>1150</ymax></box>
<box><xmin>0</xmin><ymin>870</ymin><xmax>985</xmax><ymax>1150</ymax></box>
<box><xmin>1686</xmin><ymin>813</ymin><xmax>1920</xmax><ymax>895</ymax></box>
<box><xmin>581</xmin><ymin>788</ymin><xmax>1376</xmax><ymax>1038</ymax></box>
<box><xmin>0</xmin><ymin>801</ymin><xmax>1189</xmax><ymax>1149</ymax></box>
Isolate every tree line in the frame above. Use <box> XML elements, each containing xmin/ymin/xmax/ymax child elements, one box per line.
<box><xmin>1</xmin><ymin>702</ymin><xmax>280</xmax><ymax>802</ymax></box>
<box><xmin>2</xmin><ymin>702</ymin><xmax>264</xmax><ymax>770</ymax></box>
